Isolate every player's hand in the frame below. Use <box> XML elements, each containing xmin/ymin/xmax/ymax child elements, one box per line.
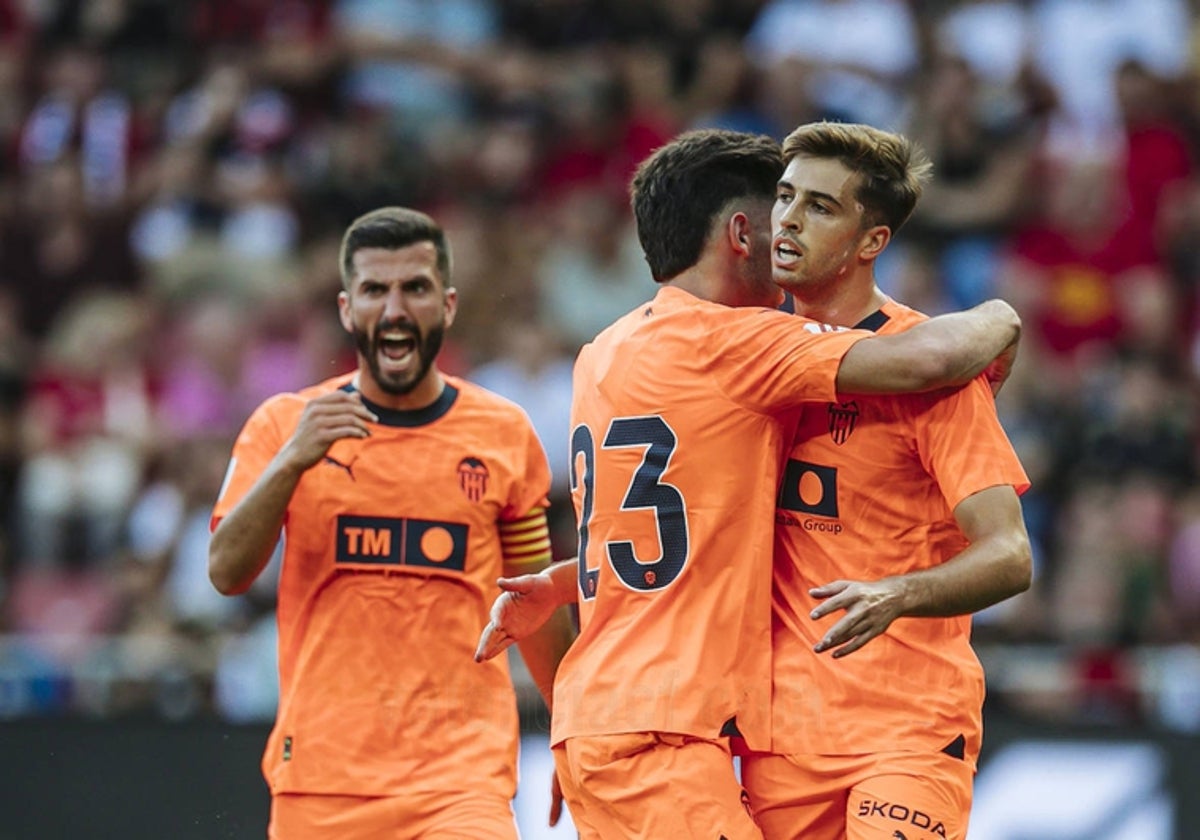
<box><xmin>982</xmin><ymin>334</ymin><xmax>1019</xmax><ymax>396</ymax></box>
<box><xmin>281</xmin><ymin>391</ymin><xmax>378</xmax><ymax>471</ymax></box>
<box><xmin>474</xmin><ymin>571</ymin><xmax>561</xmax><ymax>662</ymax></box>
<box><xmin>549</xmin><ymin>770</ymin><xmax>564</xmax><ymax>827</ymax></box>
<box><xmin>809</xmin><ymin>578</ymin><xmax>908</xmax><ymax>658</ymax></box>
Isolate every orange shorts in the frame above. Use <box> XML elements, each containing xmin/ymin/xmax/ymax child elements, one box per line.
<box><xmin>741</xmin><ymin>749</ymin><xmax>973</xmax><ymax>840</ymax></box>
<box><xmin>268</xmin><ymin>790</ymin><xmax>519</xmax><ymax>840</ymax></box>
<box><xmin>553</xmin><ymin>732</ymin><xmax>762</xmax><ymax>840</ymax></box>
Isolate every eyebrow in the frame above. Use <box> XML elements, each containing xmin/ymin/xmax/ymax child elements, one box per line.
<box><xmin>778</xmin><ymin>179</ymin><xmax>844</xmax><ymax>209</ymax></box>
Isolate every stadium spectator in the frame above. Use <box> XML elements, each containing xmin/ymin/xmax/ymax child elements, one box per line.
<box><xmin>744</xmin><ymin>0</ymin><xmax>919</xmax><ymax>129</ymax></box>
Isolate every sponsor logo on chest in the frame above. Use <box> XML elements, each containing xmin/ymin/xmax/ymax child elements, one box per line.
<box><xmin>335</xmin><ymin>515</ymin><xmax>469</xmax><ymax>572</ymax></box>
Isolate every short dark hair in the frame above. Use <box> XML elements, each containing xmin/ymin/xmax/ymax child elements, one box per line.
<box><xmin>781</xmin><ymin>121</ymin><xmax>932</xmax><ymax>233</ymax></box>
<box><xmin>631</xmin><ymin>129</ymin><xmax>783</xmax><ymax>282</ymax></box>
<box><xmin>339</xmin><ymin>207</ymin><xmax>451</xmax><ymax>289</ymax></box>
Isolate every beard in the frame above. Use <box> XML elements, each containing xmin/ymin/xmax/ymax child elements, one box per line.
<box><xmin>353</xmin><ymin>318</ymin><xmax>445</xmax><ymax>396</ymax></box>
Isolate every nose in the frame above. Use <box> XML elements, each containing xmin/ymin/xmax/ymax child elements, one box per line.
<box><xmin>383</xmin><ymin>286</ymin><xmax>409</xmax><ymax>320</ymax></box>
<box><xmin>778</xmin><ymin>201</ymin><xmax>801</xmax><ymax>232</ymax></box>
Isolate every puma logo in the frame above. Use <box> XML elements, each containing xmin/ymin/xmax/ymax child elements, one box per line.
<box><xmin>323</xmin><ymin>454</ymin><xmax>357</xmax><ymax>480</ymax></box>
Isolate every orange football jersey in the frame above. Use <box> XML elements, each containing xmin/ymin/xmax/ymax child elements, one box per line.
<box><xmin>551</xmin><ymin>286</ymin><xmax>869</xmax><ymax>751</ymax></box>
<box><xmin>770</xmin><ymin>300</ymin><xmax>1030</xmax><ymax>767</ymax></box>
<box><xmin>211</xmin><ymin>373</ymin><xmax>551</xmax><ymax>798</ymax></box>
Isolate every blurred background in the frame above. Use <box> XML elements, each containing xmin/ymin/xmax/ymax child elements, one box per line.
<box><xmin>0</xmin><ymin>0</ymin><xmax>1198</xmax><ymax>837</ymax></box>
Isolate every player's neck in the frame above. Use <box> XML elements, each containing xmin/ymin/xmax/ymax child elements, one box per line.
<box><xmin>792</xmin><ymin>281</ymin><xmax>887</xmax><ymax>329</ymax></box>
<box><xmin>668</xmin><ymin>255</ymin><xmax>782</xmax><ymax>309</ymax></box>
<box><xmin>354</xmin><ymin>368</ymin><xmax>447</xmax><ymax>411</ymax></box>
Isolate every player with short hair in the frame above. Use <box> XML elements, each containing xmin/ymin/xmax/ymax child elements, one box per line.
<box><xmin>478</xmin><ymin>129</ymin><xmax>1022</xmax><ymax>839</ymax></box>
<box><xmin>742</xmin><ymin>120</ymin><xmax>1032</xmax><ymax>840</ymax></box>
<box><xmin>208</xmin><ymin>207</ymin><xmax>575</xmax><ymax>839</ymax></box>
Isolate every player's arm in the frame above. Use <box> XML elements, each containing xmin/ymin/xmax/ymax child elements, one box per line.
<box><xmin>476</xmin><ymin>558</ymin><xmax>576</xmax><ymax>664</ymax></box>
<box><xmin>209</xmin><ymin>391</ymin><xmax>376</xmax><ymax>595</ymax></box>
<box><xmin>810</xmin><ymin>484</ymin><xmax>1032</xmax><ymax>657</ymax></box>
<box><xmin>495</xmin><ymin>512</ymin><xmax>577</xmax><ymax>711</ymax></box>
<box><xmin>835</xmin><ymin>299</ymin><xmax>1021</xmax><ymax>394</ymax></box>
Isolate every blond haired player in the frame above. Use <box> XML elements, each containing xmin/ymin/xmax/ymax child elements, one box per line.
<box><xmin>744</xmin><ymin>121</ymin><xmax>1031</xmax><ymax>840</ymax></box>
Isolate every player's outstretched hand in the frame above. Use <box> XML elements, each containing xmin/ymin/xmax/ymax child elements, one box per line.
<box><xmin>474</xmin><ymin>571</ymin><xmax>561</xmax><ymax>662</ymax></box>
<box><xmin>282</xmin><ymin>390</ymin><xmax>378</xmax><ymax>471</ymax></box>
<box><xmin>808</xmin><ymin>578</ymin><xmax>907</xmax><ymax>658</ymax></box>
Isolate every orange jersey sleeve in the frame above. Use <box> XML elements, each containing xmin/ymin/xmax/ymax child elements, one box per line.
<box><xmin>210</xmin><ymin>374</ymin><xmax>550</xmax><ymax>799</ymax></box>
<box><xmin>551</xmin><ymin>287</ymin><xmax>868</xmax><ymax>751</ymax></box>
<box><xmin>770</xmin><ymin>301</ymin><xmax>1029</xmax><ymax>766</ymax></box>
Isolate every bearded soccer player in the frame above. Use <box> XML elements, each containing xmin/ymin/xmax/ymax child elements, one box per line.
<box><xmin>208</xmin><ymin>207</ymin><xmax>575</xmax><ymax>839</ymax></box>
<box><xmin>476</xmin><ymin>129</ymin><xmax>1023</xmax><ymax>840</ymax></box>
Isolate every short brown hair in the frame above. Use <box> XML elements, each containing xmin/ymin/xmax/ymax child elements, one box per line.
<box><xmin>338</xmin><ymin>207</ymin><xmax>451</xmax><ymax>289</ymax></box>
<box><xmin>781</xmin><ymin>122</ymin><xmax>932</xmax><ymax>233</ymax></box>
<box><xmin>631</xmin><ymin>129</ymin><xmax>783</xmax><ymax>282</ymax></box>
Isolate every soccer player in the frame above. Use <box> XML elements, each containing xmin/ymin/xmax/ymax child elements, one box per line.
<box><xmin>743</xmin><ymin>121</ymin><xmax>1032</xmax><ymax>840</ymax></box>
<box><xmin>207</xmin><ymin>207</ymin><xmax>575</xmax><ymax>839</ymax></box>
<box><xmin>479</xmin><ymin>129</ymin><xmax>1021</xmax><ymax>839</ymax></box>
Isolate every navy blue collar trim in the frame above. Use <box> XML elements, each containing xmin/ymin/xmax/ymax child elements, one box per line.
<box><xmin>340</xmin><ymin>382</ymin><xmax>459</xmax><ymax>427</ymax></box>
<box><xmin>853</xmin><ymin>310</ymin><xmax>891</xmax><ymax>333</ymax></box>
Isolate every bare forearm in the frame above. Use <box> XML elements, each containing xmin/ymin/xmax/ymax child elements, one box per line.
<box><xmin>546</xmin><ymin>558</ymin><xmax>580</xmax><ymax>606</ymax></box>
<box><xmin>894</xmin><ymin>531</ymin><xmax>1031</xmax><ymax>618</ymax></box>
<box><xmin>920</xmin><ymin>299</ymin><xmax>1022</xmax><ymax>387</ymax></box>
<box><xmin>209</xmin><ymin>455</ymin><xmax>306</xmax><ymax>595</ymax></box>
<box><xmin>837</xmin><ymin>299</ymin><xmax>1021</xmax><ymax>394</ymax></box>
<box><xmin>515</xmin><ymin>606</ymin><xmax>576</xmax><ymax>712</ymax></box>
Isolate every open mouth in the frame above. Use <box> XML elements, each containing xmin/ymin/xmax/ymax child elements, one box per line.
<box><xmin>773</xmin><ymin>239</ymin><xmax>802</xmax><ymax>268</ymax></box>
<box><xmin>378</xmin><ymin>331</ymin><xmax>418</xmax><ymax>368</ymax></box>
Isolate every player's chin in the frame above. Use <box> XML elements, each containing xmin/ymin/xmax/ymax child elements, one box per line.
<box><xmin>771</xmin><ymin>265</ymin><xmax>801</xmax><ymax>292</ymax></box>
<box><xmin>370</xmin><ymin>361</ymin><xmax>420</xmax><ymax>396</ymax></box>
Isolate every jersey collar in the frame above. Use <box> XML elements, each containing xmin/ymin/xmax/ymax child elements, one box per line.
<box><xmin>852</xmin><ymin>309</ymin><xmax>891</xmax><ymax>333</ymax></box>
<box><xmin>340</xmin><ymin>382</ymin><xmax>459</xmax><ymax>427</ymax></box>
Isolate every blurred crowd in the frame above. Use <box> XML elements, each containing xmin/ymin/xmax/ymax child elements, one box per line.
<box><xmin>0</xmin><ymin>0</ymin><xmax>1199</xmax><ymax>731</ymax></box>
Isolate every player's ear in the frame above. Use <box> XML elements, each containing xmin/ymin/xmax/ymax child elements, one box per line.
<box><xmin>337</xmin><ymin>290</ymin><xmax>353</xmax><ymax>333</ymax></box>
<box><xmin>727</xmin><ymin>211</ymin><xmax>753</xmax><ymax>258</ymax></box>
<box><xmin>858</xmin><ymin>225</ymin><xmax>891</xmax><ymax>262</ymax></box>
<box><xmin>443</xmin><ymin>286</ymin><xmax>458</xmax><ymax>329</ymax></box>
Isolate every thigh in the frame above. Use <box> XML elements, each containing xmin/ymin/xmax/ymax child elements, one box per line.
<box><xmin>270</xmin><ymin>793</ymin><xmax>392</xmax><ymax>840</ymax></box>
<box><xmin>562</xmin><ymin>732</ymin><xmax>763</xmax><ymax>840</ymax></box>
<box><xmin>741</xmin><ymin>752</ymin><xmax>857</xmax><ymax>840</ymax></box>
<box><xmin>269</xmin><ymin>791</ymin><xmax>519</xmax><ymax>840</ymax></box>
<box><xmin>553</xmin><ymin>743</ymin><xmax>605</xmax><ymax>840</ymax></box>
<box><xmin>847</xmin><ymin>753</ymin><xmax>973</xmax><ymax>840</ymax></box>
<box><xmin>420</xmin><ymin>793</ymin><xmax>519</xmax><ymax>840</ymax></box>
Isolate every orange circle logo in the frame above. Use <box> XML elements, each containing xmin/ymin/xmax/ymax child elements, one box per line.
<box><xmin>420</xmin><ymin>527</ymin><xmax>455</xmax><ymax>563</ymax></box>
<box><xmin>798</xmin><ymin>470</ymin><xmax>826</xmax><ymax>507</ymax></box>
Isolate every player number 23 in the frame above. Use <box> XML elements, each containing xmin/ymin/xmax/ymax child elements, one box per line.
<box><xmin>570</xmin><ymin>416</ymin><xmax>690</xmax><ymax>600</ymax></box>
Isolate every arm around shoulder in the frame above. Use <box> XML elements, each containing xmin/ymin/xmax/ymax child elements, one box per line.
<box><xmin>837</xmin><ymin>300</ymin><xmax>1021</xmax><ymax>395</ymax></box>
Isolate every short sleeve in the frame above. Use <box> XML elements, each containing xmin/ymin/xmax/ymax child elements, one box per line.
<box><xmin>711</xmin><ymin>309</ymin><xmax>870</xmax><ymax>414</ymax></box>
<box><xmin>501</xmin><ymin>410</ymin><xmax>552</xmax><ymax>522</ymax></box>
<box><xmin>209</xmin><ymin>397</ymin><xmax>292</xmax><ymax>530</ymax></box>
<box><xmin>913</xmin><ymin>377</ymin><xmax>1031</xmax><ymax>511</ymax></box>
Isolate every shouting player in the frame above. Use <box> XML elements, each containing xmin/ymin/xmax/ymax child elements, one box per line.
<box><xmin>208</xmin><ymin>207</ymin><xmax>575</xmax><ymax>839</ymax></box>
